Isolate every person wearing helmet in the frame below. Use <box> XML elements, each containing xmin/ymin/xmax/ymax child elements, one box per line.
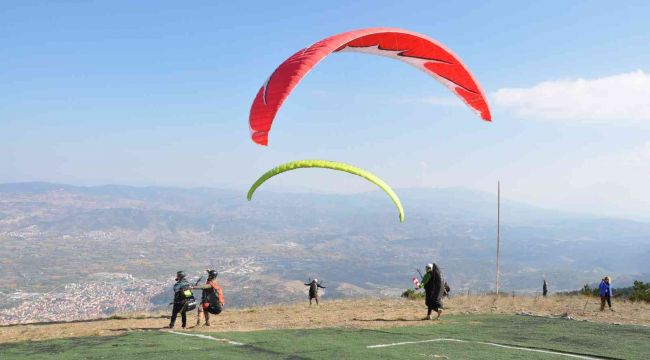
<box><xmin>304</xmin><ymin>278</ymin><xmax>326</xmax><ymax>306</ymax></box>
<box><xmin>169</xmin><ymin>271</ymin><xmax>192</xmax><ymax>329</ymax></box>
<box><xmin>418</xmin><ymin>263</ymin><xmax>444</xmax><ymax>320</ymax></box>
<box><xmin>194</xmin><ymin>269</ymin><xmax>224</xmax><ymax>326</ymax></box>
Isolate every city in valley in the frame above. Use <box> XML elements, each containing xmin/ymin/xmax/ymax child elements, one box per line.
<box><xmin>1</xmin><ymin>183</ymin><xmax>648</xmax><ymax>325</ymax></box>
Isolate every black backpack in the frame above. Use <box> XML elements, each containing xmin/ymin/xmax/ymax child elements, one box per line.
<box><xmin>204</xmin><ymin>287</ymin><xmax>222</xmax><ymax>314</ymax></box>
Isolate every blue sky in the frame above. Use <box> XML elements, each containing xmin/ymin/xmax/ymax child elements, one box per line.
<box><xmin>2</xmin><ymin>1</ymin><xmax>650</xmax><ymax>219</ymax></box>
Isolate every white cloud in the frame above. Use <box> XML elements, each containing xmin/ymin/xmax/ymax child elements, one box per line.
<box><xmin>493</xmin><ymin>70</ymin><xmax>650</xmax><ymax>123</ymax></box>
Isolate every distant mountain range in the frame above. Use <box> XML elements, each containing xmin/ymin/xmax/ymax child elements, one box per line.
<box><xmin>1</xmin><ymin>182</ymin><xmax>648</xmax><ymax>310</ymax></box>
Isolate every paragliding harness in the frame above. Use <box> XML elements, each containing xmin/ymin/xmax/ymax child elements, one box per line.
<box><xmin>201</xmin><ymin>280</ymin><xmax>223</xmax><ymax>315</ymax></box>
<box><xmin>184</xmin><ymin>294</ymin><xmax>197</xmax><ymax>312</ymax></box>
<box><xmin>171</xmin><ymin>276</ymin><xmax>202</xmax><ymax>312</ymax></box>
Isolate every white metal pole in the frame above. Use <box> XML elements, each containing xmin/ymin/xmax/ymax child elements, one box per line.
<box><xmin>496</xmin><ymin>181</ymin><xmax>501</xmax><ymax>296</ymax></box>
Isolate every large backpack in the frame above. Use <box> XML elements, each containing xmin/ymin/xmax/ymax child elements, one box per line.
<box><xmin>206</xmin><ymin>303</ymin><xmax>222</xmax><ymax>314</ymax></box>
<box><xmin>203</xmin><ymin>285</ymin><xmax>223</xmax><ymax>314</ymax></box>
<box><xmin>178</xmin><ymin>285</ymin><xmax>197</xmax><ymax>311</ymax></box>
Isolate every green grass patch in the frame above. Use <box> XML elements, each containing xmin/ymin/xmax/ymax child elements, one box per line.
<box><xmin>1</xmin><ymin>315</ymin><xmax>647</xmax><ymax>359</ymax></box>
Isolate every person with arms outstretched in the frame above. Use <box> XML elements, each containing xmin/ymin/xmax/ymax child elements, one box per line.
<box><xmin>304</xmin><ymin>279</ymin><xmax>325</xmax><ymax>305</ymax></box>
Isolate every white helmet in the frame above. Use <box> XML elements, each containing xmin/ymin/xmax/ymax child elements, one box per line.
<box><xmin>426</xmin><ymin>264</ymin><xmax>433</xmax><ymax>270</ymax></box>
<box><xmin>314</xmin><ymin>278</ymin><xmax>318</xmax><ymax>282</ymax></box>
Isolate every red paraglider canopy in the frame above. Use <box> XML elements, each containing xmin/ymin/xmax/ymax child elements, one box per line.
<box><xmin>249</xmin><ymin>28</ymin><xmax>491</xmax><ymax>146</ymax></box>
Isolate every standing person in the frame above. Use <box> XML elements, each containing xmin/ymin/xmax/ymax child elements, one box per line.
<box><xmin>194</xmin><ymin>269</ymin><xmax>224</xmax><ymax>327</ymax></box>
<box><xmin>419</xmin><ymin>263</ymin><xmax>444</xmax><ymax>320</ymax></box>
<box><xmin>169</xmin><ymin>271</ymin><xmax>192</xmax><ymax>329</ymax></box>
<box><xmin>304</xmin><ymin>279</ymin><xmax>326</xmax><ymax>305</ymax></box>
<box><xmin>543</xmin><ymin>279</ymin><xmax>548</xmax><ymax>297</ymax></box>
<box><xmin>599</xmin><ymin>276</ymin><xmax>613</xmax><ymax>311</ymax></box>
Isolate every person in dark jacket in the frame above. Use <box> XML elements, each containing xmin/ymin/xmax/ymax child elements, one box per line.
<box><xmin>169</xmin><ymin>271</ymin><xmax>192</xmax><ymax>329</ymax></box>
<box><xmin>418</xmin><ymin>263</ymin><xmax>444</xmax><ymax>320</ymax></box>
<box><xmin>599</xmin><ymin>276</ymin><xmax>613</xmax><ymax>311</ymax></box>
<box><xmin>304</xmin><ymin>279</ymin><xmax>325</xmax><ymax>305</ymax></box>
<box><xmin>194</xmin><ymin>269</ymin><xmax>224</xmax><ymax>327</ymax></box>
<box><xmin>543</xmin><ymin>279</ymin><xmax>548</xmax><ymax>297</ymax></box>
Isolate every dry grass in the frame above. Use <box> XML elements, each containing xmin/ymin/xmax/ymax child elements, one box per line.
<box><xmin>1</xmin><ymin>294</ymin><xmax>648</xmax><ymax>344</ymax></box>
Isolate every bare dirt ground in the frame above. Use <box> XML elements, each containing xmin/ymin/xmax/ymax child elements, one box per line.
<box><xmin>1</xmin><ymin>295</ymin><xmax>648</xmax><ymax>344</ymax></box>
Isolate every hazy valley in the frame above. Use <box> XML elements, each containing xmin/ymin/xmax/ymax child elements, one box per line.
<box><xmin>1</xmin><ymin>182</ymin><xmax>648</xmax><ymax>324</ymax></box>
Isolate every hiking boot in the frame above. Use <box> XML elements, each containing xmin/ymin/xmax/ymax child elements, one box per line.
<box><xmin>424</xmin><ymin>315</ymin><xmax>432</xmax><ymax>320</ymax></box>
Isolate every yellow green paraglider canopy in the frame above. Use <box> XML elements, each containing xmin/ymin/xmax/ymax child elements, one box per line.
<box><xmin>247</xmin><ymin>159</ymin><xmax>404</xmax><ymax>222</ymax></box>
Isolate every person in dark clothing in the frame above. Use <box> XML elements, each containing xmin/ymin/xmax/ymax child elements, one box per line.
<box><xmin>194</xmin><ymin>269</ymin><xmax>224</xmax><ymax>327</ymax></box>
<box><xmin>543</xmin><ymin>279</ymin><xmax>548</xmax><ymax>297</ymax></box>
<box><xmin>169</xmin><ymin>271</ymin><xmax>192</xmax><ymax>329</ymax></box>
<box><xmin>443</xmin><ymin>281</ymin><xmax>450</xmax><ymax>298</ymax></box>
<box><xmin>418</xmin><ymin>263</ymin><xmax>444</xmax><ymax>320</ymax></box>
<box><xmin>599</xmin><ymin>276</ymin><xmax>613</xmax><ymax>311</ymax></box>
<box><xmin>304</xmin><ymin>279</ymin><xmax>325</xmax><ymax>305</ymax></box>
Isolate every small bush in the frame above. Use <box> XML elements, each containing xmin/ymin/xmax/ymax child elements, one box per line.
<box><xmin>629</xmin><ymin>281</ymin><xmax>650</xmax><ymax>303</ymax></box>
<box><xmin>579</xmin><ymin>284</ymin><xmax>599</xmax><ymax>297</ymax></box>
<box><xmin>401</xmin><ymin>288</ymin><xmax>425</xmax><ymax>300</ymax></box>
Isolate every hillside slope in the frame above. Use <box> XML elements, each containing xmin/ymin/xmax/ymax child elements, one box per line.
<box><xmin>2</xmin><ymin>295</ymin><xmax>648</xmax><ymax>344</ymax></box>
